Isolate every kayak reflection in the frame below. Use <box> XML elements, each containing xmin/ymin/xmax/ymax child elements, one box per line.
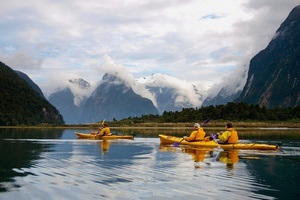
<box><xmin>215</xmin><ymin>149</ymin><xmax>239</xmax><ymax>169</ymax></box>
<box><xmin>182</xmin><ymin>147</ymin><xmax>213</xmax><ymax>163</ymax></box>
<box><xmin>160</xmin><ymin>145</ymin><xmax>240</xmax><ymax>169</ymax></box>
<box><xmin>99</xmin><ymin>140</ymin><xmax>111</xmax><ymax>154</ymax></box>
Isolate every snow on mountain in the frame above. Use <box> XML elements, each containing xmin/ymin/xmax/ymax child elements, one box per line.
<box><xmin>81</xmin><ymin>73</ymin><xmax>159</xmax><ymax>122</ymax></box>
<box><xmin>136</xmin><ymin>73</ymin><xmax>205</xmax><ymax>113</ymax></box>
<box><xmin>67</xmin><ymin>78</ymin><xmax>92</xmax><ymax>106</ymax></box>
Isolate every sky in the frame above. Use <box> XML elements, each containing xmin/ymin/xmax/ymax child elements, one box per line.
<box><xmin>0</xmin><ymin>0</ymin><xmax>299</xmax><ymax>98</ymax></box>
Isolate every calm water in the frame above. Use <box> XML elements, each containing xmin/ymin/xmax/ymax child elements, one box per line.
<box><xmin>0</xmin><ymin>128</ymin><xmax>300</xmax><ymax>200</ymax></box>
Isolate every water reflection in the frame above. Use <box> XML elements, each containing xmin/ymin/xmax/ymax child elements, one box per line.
<box><xmin>0</xmin><ymin>128</ymin><xmax>64</xmax><ymax>139</ymax></box>
<box><xmin>216</xmin><ymin>149</ymin><xmax>239</xmax><ymax>169</ymax></box>
<box><xmin>99</xmin><ymin>140</ymin><xmax>111</xmax><ymax>154</ymax></box>
<box><xmin>0</xmin><ymin>140</ymin><xmax>53</xmax><ymax>192</ymax></box>
<box><xmin>0</xmin><ymin>128</ymin><xmax>299</xmax><ymax>199</ymax></box>
<box><xmin>113</xmin><ymin>127</ymin><xmax>300</xmax><ymax>140</ymax></box>
<box><xmin>159</xmin><ymin>145</ymin><xmax>241</xmax><ymax>169</ymax></box>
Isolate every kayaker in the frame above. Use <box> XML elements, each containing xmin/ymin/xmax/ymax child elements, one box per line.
<box><xmin>215</xmin><ymin>122</ymin><xmax>239</xmax><ymax>144</ymax></box>
<box><xmin>183</xmin><ymin>123</ymin><xmax>206</xmax><ymax>142</ymax></box>
<box><xmin>98</xmin><ymin>122</ymin><xmax>111</xmax><ymax>136</ymax></box>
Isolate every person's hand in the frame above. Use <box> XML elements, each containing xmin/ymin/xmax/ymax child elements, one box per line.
<box><xmin>183</xmin><ymin>136</ymin><xmax>187</xmax><ymax>140</ymax></box>
<box><xmin>211</xmin><ymin>133</ymin><xmax>219</xmax><ymax>140</ymax></box>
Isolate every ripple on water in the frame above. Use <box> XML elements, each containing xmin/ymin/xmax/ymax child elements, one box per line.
<box><xmin>1</xmin><ymin>138</ymin><xmax>296</xmax><ymax>199</ymax></box>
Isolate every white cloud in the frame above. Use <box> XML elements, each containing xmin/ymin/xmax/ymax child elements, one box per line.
<box><xmin>0</xmin><ymin>0</ymin><xmax>298</xmax><ymax>99</ymax></box>
<box><xmin>137</xmin><ymin>73</ymin><xmax>204</xmax><ymax>107</ymax></box>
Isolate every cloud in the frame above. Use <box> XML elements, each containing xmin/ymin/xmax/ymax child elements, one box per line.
<box><xmin>0</xmin><ymin>0</ymin><xmax>299</xmax><ymax>101</ymax></box>
<box><xmin>206</xmin><ymin>64</ymin><xmax>249</xmax><ymax>99</ymax></box>
<box><xmin>137</xmin><ymin>73</ymin><xmax>204</xmax><ymax>107</ymax></box>
<box><xmin>98</xmin><ymin>55</ymin><xmax>158</xmax><ymax>106</ymax></box>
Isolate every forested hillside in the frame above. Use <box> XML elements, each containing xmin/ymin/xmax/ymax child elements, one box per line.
<box><xmin>0</xmin><ymin>61</ymin><xmax>64</xmax><ymax>126</ymax></box>
<box><xmin>119</xmin><ymin>102</ymin><xmax>300</xmax><ymax>124</ymax></box>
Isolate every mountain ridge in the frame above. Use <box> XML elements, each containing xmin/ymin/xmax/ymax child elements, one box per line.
<box><xmin>235</xmin><ymin>5</ymin><xmax>300</xmax><ymax>108</ymax></box>
<box><xmin>0</xmin><ymin>61</ymin><xmax>64</xmax><ymax>125</ymax></box>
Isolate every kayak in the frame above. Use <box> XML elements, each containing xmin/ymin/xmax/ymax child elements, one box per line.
<box><xmin>75</xmin><ymin>132</ymin><xmax>134</xmax><ymax>140</ymax></box>
<box><xmin>159</xmin><ymin>134</ymin><xmax>279</xmax><ymax>150</ymax></box>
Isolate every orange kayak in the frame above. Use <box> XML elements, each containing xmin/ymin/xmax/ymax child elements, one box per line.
<box><xmin>75</xmin><ymin>132</ymin><xmax>134</xmax><ymax>140</ymax></box>
<box><xmin>159</xmin><ymin>134</ymin><xmax>279</xmax><ymax>150</ymax></box>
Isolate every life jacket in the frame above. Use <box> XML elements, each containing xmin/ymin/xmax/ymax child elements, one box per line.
<box><xmin>227</xmin><ymin>128</ymin><xmax>238</xmax><ymax>144</ymax></box>
<box><xmin>197</xmin><ymin>127</ymin><xmax>206</xmax><ymax>140</ymax></box>
<box><xmin>185</xmin><ymin>127</ymin><xmax>206</xmax><ymax>141</ymax></box>
<box><xmin>100</xmin><ymin>127</ymin><xmax>111</xmax><ymax>136</ymax></box>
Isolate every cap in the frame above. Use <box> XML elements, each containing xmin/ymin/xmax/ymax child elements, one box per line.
<box><xmin>194</xmin><ymin>123</ymin><xmax>200</xmax><ymax>128</ymax></box>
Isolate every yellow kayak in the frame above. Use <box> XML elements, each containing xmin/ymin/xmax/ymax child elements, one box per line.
<box><xmin>159</xmin><ymin>134</ymin><xmax>279</xmax><ymax>150</ymax></box>
<box><xmin>75</xmin><ymin>132</ymin><xmax>134</xmax><ymax>140</ymax></box>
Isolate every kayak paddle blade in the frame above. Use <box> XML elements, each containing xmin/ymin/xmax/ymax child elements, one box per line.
<box><xmin>172</xmin><ymin>138</ymin><xmax>184</xmax><ymax>147</ymax></box>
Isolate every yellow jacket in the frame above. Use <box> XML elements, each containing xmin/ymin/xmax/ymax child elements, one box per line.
<box><xmin>218</xmin><ymin>128</ymin><xmax>238</xmax><ymax>144</ymax></box>
<box><xmin>99</xmin><ymin>127</ymin><xmax>111</xmax><ymax>136</ymax></box>
<box><xmin>185</xmin><ymin>127</ymin><xmax>206</xmax><ymax>141</ymax></box>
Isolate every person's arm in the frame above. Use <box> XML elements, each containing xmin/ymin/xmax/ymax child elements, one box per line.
<box><xmin>217</xmin><ymin>131</ymin><xmax>231</xmax><ymax>142</ymax></box>
<box><xmin>184</xmin><ymin>131</ymin><xmax>197</xmax><ymax>141</ymax></box>
<box><xmin>98</xmin><ymin>128</ymin><xmax>105</xmax><ymax>136</ymax></box>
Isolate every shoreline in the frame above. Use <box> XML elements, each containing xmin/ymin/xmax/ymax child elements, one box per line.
<box><xmin>1</xmin><ymin>121</ymin><xmax>300</xmax><ymax>129</ymax></box>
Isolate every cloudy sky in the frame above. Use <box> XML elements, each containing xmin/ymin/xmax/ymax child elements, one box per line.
<box><xmin>0</xmin><ymin>0</ymin><xmax>299</xmax><ymax>97</ymax></box>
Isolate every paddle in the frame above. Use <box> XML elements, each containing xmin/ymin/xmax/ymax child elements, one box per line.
<box><xmin>173</xmin><ymin>118</ymin><xmax>211</xmax><ymax>147</ymax></box>
<box><xmin>208</xmin><ymin>132</ymin><xmax>223</xmax><ymax>151</ymax></box>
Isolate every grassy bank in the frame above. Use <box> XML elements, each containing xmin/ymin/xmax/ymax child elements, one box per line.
<box><xmin>2</xmin><ymin>120</ymin><xmax>299</xmax><ymax>129</ymax></box>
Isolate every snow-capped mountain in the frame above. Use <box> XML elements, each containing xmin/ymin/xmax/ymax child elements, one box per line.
<box><xmin>136</xmin><ymin>73</ymin><xmax>204</xmax><ymax>113</ymax></box>
<box><xmin>48</xmin><ymin>74</ymin><xmax>159</xmax><ymax>124</ymax></box>
<box><xmin>81</xmin><ymin>73</ymin><xmax>159</xmax><ymax>123</ymax></box>
<box><xmin>48</xmin><ymin>78</ymin><xmax>91</xmax><ymax>124</ymax></box>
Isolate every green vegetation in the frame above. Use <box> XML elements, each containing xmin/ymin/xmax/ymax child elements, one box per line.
<box><xmin>0</xmin><ymin>61</ymin><xmax>65</xmax><ymax>126</ymax></box>
<box><xmin>115</xmin><ymin>102</ymin><xmax>300</xmax><ymax>126</ymax></box>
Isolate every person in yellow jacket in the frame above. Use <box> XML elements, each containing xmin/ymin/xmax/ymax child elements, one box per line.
<box><xmin>183</xmin><ymin>123</ymin><xmax>206</xmax><ymax>142</ymax></box>
<box><xmin>98</xmin><ymin>122</ymin><xmax>111</xmax><ymax>136</ymax></box>
<box><xmin>216</xmin><ymin>122</ymin><xmax>238</xmax><ymax>144</ymax></box>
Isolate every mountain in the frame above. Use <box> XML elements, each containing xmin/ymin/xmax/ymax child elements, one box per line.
<box><xmin>48</xmin><ymin>78</ymin><xmax>90</xmax><ymax>124</ymax></box>
<box><xmin>202</xmin><ymin>65</ymin><xmax>248</xmax><ymax>107</ymax></box>
<box><xmin>81</xmin><ymin>73</ymin><xmax>159</xmax><ymax>122</ymax></box>
<box><xmin>0</xmin><ymin>61</ymin><xmax>64</xmax><ymax>126</ymax></box>
<box><xmin>235</xmin><ymin>5</ymin><xmax>300</xmax><ymax>108</ymax></box>
<box><xmin>15</xmin><ymin>70</ymin><xmax>46</xmax><ymax>99</ymax></box>
<box><xmin>136</xmin><ymin>73</ymin><xmax>203</xmax><ymax>113</ymax></box>
<box><xmin>203</xmin><ymin>88</ymin><xmax>242</xmax><ymax>107</ymax></box>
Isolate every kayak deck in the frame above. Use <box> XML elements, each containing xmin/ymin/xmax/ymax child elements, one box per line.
<box><xmin>75</xmin><ymin>132</ymin><xmax>134</xmax><ymax>140</ymax></box>
<box><xmin>159</xmin><ymin>134</ymin><xmax>278</xmax><ymax>150</ymax></box>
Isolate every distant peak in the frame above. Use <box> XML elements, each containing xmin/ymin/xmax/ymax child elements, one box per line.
<box><xmin>102</xmin><ymin>73</ymin><xmax>124</xmax><ymax>83</ymax></box>
<box><xmin>68</xmin><ymin>78</ymin><xmax>90</xmax><ymax>89</ymax></box>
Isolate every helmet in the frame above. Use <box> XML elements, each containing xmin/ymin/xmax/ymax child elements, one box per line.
<box><xmin>194</xmin><ymin>123</ymin><xmax>200</xmax><ymax>128</ymax></box>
